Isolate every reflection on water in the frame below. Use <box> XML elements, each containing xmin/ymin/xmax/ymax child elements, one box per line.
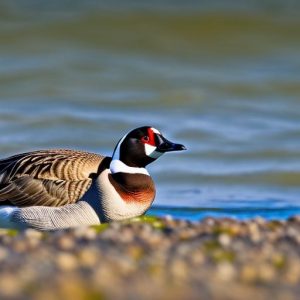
<box><xmin>0</xmin><ymin>1</ymin><xmax>300</xmax><ymax>219</ymax></box>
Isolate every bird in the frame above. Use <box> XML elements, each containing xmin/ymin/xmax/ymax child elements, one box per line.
<box><xmin>0</xmin><ymin>126</ymin><xmax>186</xmax><ymax>230</ymax></box>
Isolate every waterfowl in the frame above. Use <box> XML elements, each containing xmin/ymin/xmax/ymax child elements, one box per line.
<box><xmin>0</xmin><ymin>126</ymin><xmax>186</xmax><ymax>230</ymax></box>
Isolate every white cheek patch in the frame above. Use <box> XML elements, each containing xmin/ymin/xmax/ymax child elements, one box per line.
<box><xmin>145</xmin><ymin>144</ymin><xmax>163</xmax><ymax>159</ymax></box>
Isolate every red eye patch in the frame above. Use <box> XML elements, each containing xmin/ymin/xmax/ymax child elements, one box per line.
<box><xmin>140</xmin><ymin>128</ymin><xmax>156</xmax><ymax>146</ymax></box>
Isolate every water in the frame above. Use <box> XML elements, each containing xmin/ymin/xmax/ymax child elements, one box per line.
<box><xmin>0</xmin><ymin>0</ymin><xmax>300</xmax><ymax>220</ymax></box>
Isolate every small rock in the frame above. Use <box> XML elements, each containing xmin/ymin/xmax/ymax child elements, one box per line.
<box><xmin>57</xmin><ymin>235</ymin><xmax>75</xmax><ymax>251</ymax></box>
<box><xmin>78</xmin><ymin>247</ymin><xmax>99</xmax><ymax>267</ymax></box>
<box><xmin>24</xmin><ymin>228</ymin><xmax>43</xmax><ymax>240</ymax></box>
<box><xmin>218</xmin><ymin>233</ymin><xmax>232</xmax><ymax>247</ymax></box>
<box><xmin>56</xmin><ymin>253</ymin><xmax>78</xmax><ymax>271</ymax></box>
<box><xmin>216</xmin><ymin>262</ymin><xmax>236</xmax><ymax>282</ymax></box>
<box><xmin>73</xmin><ymin>226</ymin><xmax>97</xmax><ymax>240</ymax></box>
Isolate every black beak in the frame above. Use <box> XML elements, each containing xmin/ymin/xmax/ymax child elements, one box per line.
<box><xmin>156</xmin><ymin>135</ymin><xmax>187</xmax><ymax>152</ymax></box>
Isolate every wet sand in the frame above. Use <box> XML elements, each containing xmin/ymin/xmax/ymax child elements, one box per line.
<box><xmin>1</xmin><ymin>216</ymin><xmax>300</xmax><ymax>300</ymax></box>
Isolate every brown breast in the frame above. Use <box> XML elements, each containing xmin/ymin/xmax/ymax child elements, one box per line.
<box><xmin>108</xmin><ymin>173</ymin><xmax>156</xmax><ymax>204</ymax></box>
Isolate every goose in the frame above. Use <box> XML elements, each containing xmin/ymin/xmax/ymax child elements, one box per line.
<box><xmin>0</xmin><ymin>126</ymin><xmax>186</xmax><ymax>230</ymax></box>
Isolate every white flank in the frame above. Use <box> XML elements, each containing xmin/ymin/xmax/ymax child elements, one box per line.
<box><xmin>110</xmin><ymin>159</ymin><xmax>149</xmax><ymax>176</ymax></box>
<box><xmin>144</xmin><ymin>144</ymin><xmax>163</xmax><ymax>159</ymax></box>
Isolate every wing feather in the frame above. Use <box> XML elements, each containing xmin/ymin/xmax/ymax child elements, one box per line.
<box><xmin>0</xmin><ymin>149</ymin><xmax>107</xmax><ymax>207</ymax></box>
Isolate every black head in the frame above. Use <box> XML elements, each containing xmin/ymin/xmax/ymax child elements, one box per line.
<box><xmin>111</xmin><ymin>126</ymin><xmax>186</xmax><ymax>168</ymax></box>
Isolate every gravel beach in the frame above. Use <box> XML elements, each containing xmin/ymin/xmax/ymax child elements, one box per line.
<box><xmin>1</xmin><ymin>216</ymin><xmax>300</xmax><ymax>300</ymax></box>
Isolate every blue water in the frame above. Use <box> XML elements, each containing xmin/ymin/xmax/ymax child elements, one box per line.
<box><xmin>0</xmin><ymin>0</ymin><xmax>300</xmax><ymax>220</ymax></box>
<box><xmin>149</xmin><ymin>206</ymin><xmax>300</xmax><ymax>221</ymax></box>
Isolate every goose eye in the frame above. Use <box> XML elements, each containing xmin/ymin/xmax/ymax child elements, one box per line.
<box><xmin>141</xmin><ymin>136</ymin><xmax>149</xmax><ymax>143</ymax></box>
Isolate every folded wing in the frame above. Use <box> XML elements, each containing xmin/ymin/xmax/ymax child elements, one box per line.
<box><xmin>0</xmin><ymin>149</ymin><xmax>105</xmax><ymax>207</ymax></box>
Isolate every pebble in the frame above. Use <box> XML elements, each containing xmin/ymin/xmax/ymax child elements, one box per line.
<box><xmin>56</xmin><ymin>253</ymin><xmax>78</xmax><ymax>271</ymax></box>
<box><xmin>73</xmin><ymin>226</ymin><xmax>97</xmax><ymax>240</ymax></box>
<box><xmin>24</xmin><ymin>228</ymin><xmax>43</xmax><ymax>240</ymax></box>
<box><xmin>57</xmin><ymin>235</ymin><xmax>75</xmax><ymax>250</ymax></box>
<box><xmin>216</xmin><ymin>262</ymin><xmax>236</xmax><ymax>281</ymax></box>
<box><xmin>78</xmin><ymin>247</ymin><xmax>99</xmax><ymax>267</ymax></box>
<box><xmin>218</xmin><ymin>233</ymin><xmax>231</xmax><ymax>247</ymax></box>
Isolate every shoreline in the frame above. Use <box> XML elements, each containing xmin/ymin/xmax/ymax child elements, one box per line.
<box><xmin>1</xmin><ymin>215</ymin><xmax>300</xmax><ymax>299</ymax></box>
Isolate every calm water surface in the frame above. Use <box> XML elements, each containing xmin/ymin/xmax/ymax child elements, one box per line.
<box><xmin>0</xmin><ymin>1</ymin><xmax>300</xmax><ymax>220</ymax></box>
